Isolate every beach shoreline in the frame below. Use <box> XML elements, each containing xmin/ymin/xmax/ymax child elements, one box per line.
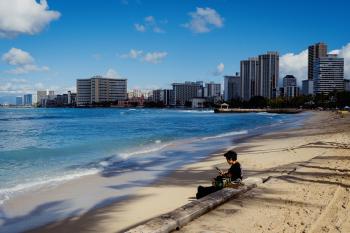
<box><xmin>3</xmin><ymin>110</ymin><xmax>338</xmax><ymax>233</ymax></box>
<box><xmin>13</xmin><ymin>111</ymin><xmax>316</xmax><ymax>233</ymax></box>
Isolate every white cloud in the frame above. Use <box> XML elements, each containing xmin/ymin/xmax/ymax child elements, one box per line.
<box><xmin>0</xmin><ymin>0</ymin><xmax>60</xmax><ymax>38</ymax></box>
<box><xmin>6</xmin><ymin>64</ymin><xmax>50</xmax><ymax>75</ymax></box>
<box><xmin>121</xmin><ymin>49</ymin><xmax>167</xmax><ymax>64</ymax></box>
<box><xmin>183</xmin><ymin>7</ymin><xmax>224</xmax><ymax>33</ymax></box>
<box><xmin>2</xmin><ymin>47</ymin><xmax>49</xmax><ymax>74</ymax></box>
<box><xmin>153</xmin><ymin>26</ymin><xmax>164</xmax><ymax>33</ymax></box>
<box><xmin>106</xmin><ymin>69</ymin><xmax>124</xmax><ymax>79</ymax></box>
<box><xmin>120</xmin><ymin>49</ymin><xmax>143</xmax><ymax>59</ymax></box>
<box><xmin>0</xmin><ymin>81</ymin><xmax>43</xmax><ymax>94</ymax></box>
<box><xmin>2</xmin><ymin>48</ymin><xmax>34</xmax><ymax>65</ymax></box>
<box><xmin>134</xmin><ymin>23</ymin><xmax>146</xmax><ymax>32</ymax></box>
<box><xmin>135</xmin><ymin>15</ymin><xmax>166</xmax><ymax>33</ymax></box>
<box><xmin>280</xmin><ymin>49</ymin><xmax>308</xmax><ymax>85</ymax></box>
<box><xmin>143</xmin><ymin>52</ymin><xmax>167</xmax><ymax>64</ymax></box>
<box><xmin>145</xmin><ymin>16</ymin><xmax>155</xmax><ymax>24</ymax></box>
<box><xmin>213</xmin><ymin>63</ymin><xmax>224</xmax><ymax>76</ymax></box>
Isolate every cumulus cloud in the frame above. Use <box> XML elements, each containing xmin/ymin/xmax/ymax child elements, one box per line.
<box><xmin>121</xmin><ymin>49</ymin><xmax>167</xmax><ymax>64</ymax></box>
<box><xmin>2</xmin><ymin>47</ymin><xmax>49</xmax><ymax>74</ymax></box>
<box><xmin>183</xmin><ymin>7</ymin><xmax>224</xmax><ymax>33</ymax></box>
<box><xmin>143</xmin><ymin>52</ymin><xmax>168</xmax><ymax>64</ymax></box>
<box><xmin>280</xmin><ymin>49</ymin><xmax>308</xmax><ymax>85</ymax></box>
<box><xmin>134</xmin><ymin>15</ymin><xmax>166</xmax><ymax>33</ymax></box>
<box><xmin>0</xmin><ymin>0</ymin><xmax>60</xmax><ymax>38</ymax></box>
<box><xmin>106</xmin><ymin>68</ymin><xmax>124</xmax><ymax>79</ymax></box>
<box><xmin>2</xmin><ymin>48</ymin><xmax>34</xmax><ymax>65</ymax></box>
<box><xmin>213</xmin><ymin>63</ymin><xmax>225</xmax><ymax>76</ymax></box>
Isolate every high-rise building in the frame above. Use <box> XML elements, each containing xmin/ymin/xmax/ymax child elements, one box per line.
<box><xmin>224</xmin><ymin>73</ymin><xmax>241</xmax><ymax>101</ymax></box>
<box><xmin>172</xmin><ymin>81</ymin><xmax>203</xmax><ymax>106</ymax></box>
<box><xmin>240</xmin><ymin>57</ymin><xmax>259</xmax><ymax>100</ymax></box>
<box><xmin>345</xmin><ymin>79</ymin><xmax>350</xmax><ymax>92</ymax></box>
<box><xmin>67</xmin><ymin>91</ymin><xmax>77</xmax><ymax>105</ymax></box>
<box><xmin>152</xmin><ymin>89</ymin><xmax>163</xmax><ymax>103</ymax></box>
<box><xmin>76</xmin><ymin>76</ymin><xmax>127</xmax><ymax>106</ymax></box>
<box><xmin>36</xmin><ymin>90</ymin><xmax>47</xmax><ymax>105</ymax></box>
<box><xmin>152</xmin><ymin>89</ymin><xmax>173</xmax><ymax>106</ymax></box>
<box><xmin>23</xmin><ymin>94</ymin><xmax>32</xmax><ymax>106</ymax></box>
<box><xmin>204</xmin><ymin>82</ymin><xmax>221</xmax><ymax>98</ymax></box>
<box><xmin>282</xmin><ymin>75</ymin><xmax>299</xmax><ymax>98</ymax></box>
<box><xmin>256</xmin><ymin>52</ymin><xmax>279</xmax><ymax>99</ymax></box>
<box><xmin>16</xmin><ymin>96</ymin><xmax>23</xmax><ymax>106</ymax></box>
<box><xmin>308</xmin><ymin>42</ymin><xmax>328</xmax><ymax>80</ymax></box>
<box><xmin>302</xmin><ymin>80</ymin><xmax>314</xmax><ymax>95</ymax></box>
<box><xmin>313</xmin><ymin>55</ymin><xmax>344</xmax><ymax>94</ymax></box>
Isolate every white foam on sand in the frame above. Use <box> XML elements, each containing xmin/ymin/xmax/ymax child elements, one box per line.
<box><xmin>201</xmin><ymin>130</ymin><xmax>248</xmax><ymax>140</ymax></box>
<box><xmin>118</xmin><ymin>142</ymin><xmax>172</xmax><ymax>159</ymax></box>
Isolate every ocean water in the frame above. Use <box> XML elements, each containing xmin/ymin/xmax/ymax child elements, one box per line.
<box><xmin>0</xmin><ymin>108</ymin><xmax>304</xmax><ymax>206</ymax></box>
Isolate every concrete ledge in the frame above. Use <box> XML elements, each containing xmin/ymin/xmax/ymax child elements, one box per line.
<box><xmin>125</xmin><ymin>178</ymin><xmax>263</xmax><ymax>233</ymax></box>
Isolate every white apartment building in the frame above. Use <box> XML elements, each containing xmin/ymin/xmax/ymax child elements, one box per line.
<box><xmin>76</xmin><ymin>76</ymin><xmax>127</xmax><ymax>106</ymax></box>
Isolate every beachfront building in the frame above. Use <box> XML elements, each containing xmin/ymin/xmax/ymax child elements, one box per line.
<box><xmin>76</xmin><ymin>76</ymin><xmax>127</xmax><ymax>106</ymax></box>
<box><xmin>313</xmin><ymin>55</ymin><xmax>344</xmax><ymax>95</ymax></box>
<box><xmin>240</xmin><ymin>57</ymin><xmax>259</xmax><ymax>100</ymax></box>
<box><xmin>345</xmin><ymin>79</ymin><xmax>350</xmax><ymax>92</ymax></box>
<box><xmin>308</xmin><ymin>42</ymin><xmax>328</xmax><ymax>80</ymax></box>
<box><xmin>281</xmin><ymin>75</ymin><xmax>299</xmax><ymax>98</ymax></box>
<box><xmin>48</xmin><ymin>91</ymin><xmax>55</xmax><ymax>100</ymax></box>
<box><xmin>152</xmin><ymin>89</ymin><xmax>173</xmax><ymax>106</ymax></box>
<box><xmin>23</xmin><ymin>94</ymin><xmax>32</xmax><ymax>106</ymax></box>
<box><xmin>37</xmin><ymin>90</ymin><xmax>47</xmax><ymax>105</ymax></box>
<box><xmin>16</xmin><ymin>96</ymin><xmax>23</xmax><ymax>106</ymax></box>
<box><xmin>204</xmin><ymin>82</ymin><xmax>221</xmax><ymax>98</ymax></box>
<box><xmin>171</xmin><ymin>81</ymin><xmax>203</xmax><ymax>106</ymax></box>
<box><xmin>224</xmin><ymin>73</ymin><xmax>241</xmax><ymax>101</ymax></box>
<box><xmin>302</xmin><ymin>80</ymin><xmax>314</xmax><ymax>95</ymax></box>
<box><xmin>67</xmin><ymin>91</ymin><xmax>77</xmax><ymax>105</ymax></box>
<box><xmin>256</xmin><ymin>52</ymin><xmax>279</xmax><ymax>99</ymax></box>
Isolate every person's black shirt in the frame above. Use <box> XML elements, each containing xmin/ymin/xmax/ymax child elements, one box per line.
<box><xmin>228</xmin><ymin>162</ymin><xmax>242</xmax><ymax>180</ymax></box>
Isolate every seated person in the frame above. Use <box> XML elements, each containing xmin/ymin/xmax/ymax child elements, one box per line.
<box><xmin>196</xmin><ymin>150</ymin><xmax>243</xmax><ymax>199</ymax></box>
<box><xmin>219</xmin><ymin>150</ymin><xmax>242</xmax><ymax>183</ymax></box>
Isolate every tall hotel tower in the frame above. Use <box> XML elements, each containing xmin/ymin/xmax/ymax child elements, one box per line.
<box><xmin>240</xmin><ymin>57</ymin><xmax>259</xmax><ymax>100</ymax></box>
<box><xmin>308</xmin><ymin>42</ymin><xmax>327</xmax><ymax>80</ymax></box>
<box><xmin>313</xmin><ymin>54</ymin><xmax>344</xmax><ymax>94</ymax></box>
<box><xmin>255</xmin><ymin>52</ymin><xmax>279</xmax><ymax>99</ymax></box>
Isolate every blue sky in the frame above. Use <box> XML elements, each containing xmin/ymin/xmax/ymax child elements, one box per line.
<box><xmin>0</xmin><ymin>0</ymin><xmax>350</xmax><ymax>103</ymax></box>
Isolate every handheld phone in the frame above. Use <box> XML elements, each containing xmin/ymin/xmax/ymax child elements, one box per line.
<box><xmin>215</xmin><ymin>167</ymin><xmax>222</xmax><ymax>174</ymax></box>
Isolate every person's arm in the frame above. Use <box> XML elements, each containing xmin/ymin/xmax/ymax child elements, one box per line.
<box><xmin>221</xmin><ymin>170</ymin><xmax>231</xmax><ymax>178</ymax></box>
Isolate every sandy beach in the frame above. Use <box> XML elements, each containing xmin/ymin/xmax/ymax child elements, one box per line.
<box><xmin>27</xmin><ymin>110</ymin><xmax>350</xmax><ymax>233</ymax></box>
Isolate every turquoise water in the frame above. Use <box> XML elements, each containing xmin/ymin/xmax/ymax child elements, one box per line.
<box><xmin>0</xmin><ymin>108</ymin><xmax>303</xmax><ymax>204</ymax></box>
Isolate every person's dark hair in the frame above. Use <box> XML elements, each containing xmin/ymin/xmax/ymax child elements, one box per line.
<box><xmin>224</xmin><ymin>150</ymin><xmax>237</xmax><ymax>161</ymax></box>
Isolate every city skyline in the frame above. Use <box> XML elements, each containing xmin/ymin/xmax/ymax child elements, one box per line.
<box><xmin>1</xmin><ymin>0</ymin><xmax>350</xmax><ymax>104</ymax></box>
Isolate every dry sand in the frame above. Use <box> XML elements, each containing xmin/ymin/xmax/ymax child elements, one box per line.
<box><xmin>30</xmin><ymin>111</ymin><xmax>350</xmax><ymax>233</ymax></box>
<box><xmin>179</xmin><ymin>111</ymin><xmax>350</xmax><ymax>233</ymax></box>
